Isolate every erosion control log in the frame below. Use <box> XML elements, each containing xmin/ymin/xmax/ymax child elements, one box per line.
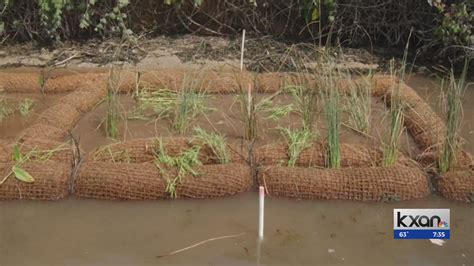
<box><xmin>74</xmin><ymin>162</ymin><xmax>252</xmax><ymax>200</ymax></box>
<box><xmin>258</xmin><ymin>166</ymin><xmax>430</xmax><ymax>201</ymax></box>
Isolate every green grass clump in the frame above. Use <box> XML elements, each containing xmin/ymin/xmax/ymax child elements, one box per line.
<box><xmin>192</xmin><ymin>127</ymin><xmax>230</xmax><ymax>164</ymax></box>
<box><xmin>325</xmin><ymin>85</ymin><xmax>341</xmax><ymax>169</ymax></box>
<box><xmin>439</xmin><ymin>59</ymin><xmax>468</xmax><ymax>173</ymax></box>
<box><xmin>346</xmin><ymin>78</ymin><xmax>371</xmax><ymax>134</ymax></box>
<box><xmin>0</xmin><ymin>96</ymin><xmax>13</xmax><ymax>122</ymax></box>
<box><xmin>131</xmin><ymin>75</ymin><xmax>211</xmax><ymax>135</ymax></box>
<box><xmin>105</xmin><ymin>67</ymin><xmax>122</xmax><ymax>139</ymax></box>
<box><xmin>382</xmin><ymin>59</ymin><xmax>406</xmax><ymax>167</ymax></box>
<box><xmin>154</xmin><ymin>138</ymin><xmax>202</xmax><ymax>198</ymax></box>
<box><xmin>285</xmin><ymin>82</ymin><xmax>319</xmax><ymax>131</ymax></box>
<box><xmin>18</xmin><ymin>98</ymin><xmax>36</xmax><ymax>117</ymax></box>
<box><xmin>281</xmin><ymin>127</ymin><xmax>315</xmax><ymax>167</ymax></box>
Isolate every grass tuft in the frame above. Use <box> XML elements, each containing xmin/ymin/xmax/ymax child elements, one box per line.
<box><xmin>0</xmin><ymin>94</ymin><xmax>12</xmax><ymax>122</ymax></box>
<box><xmin>131</xmin><ymin>74</ymin><xmax>211</xmax><ymax>135</ymax></box>
<box><xmin>105</xmin><ymin>67</ymin><xmax>121</xmax><ymax>139</ymax></box>
<box><xmin>439</xmin><ymin>59</ymin><xmax>468</xmax><ymax>173</ymax></box>
<box><xmin>18</xmin><ymin>98</ymin><xmax>35</xmax><ymax>117</ymax></box>
<box><xmin>280</xmin><ymin>127</ymin><xmax>315</xmax><ymax>167</ymax></box>
<box><xmin>346</xmin><ymin>76</ymin><xmax>371</xmax><ymax>134</ymax></box>
<box><xmin>192</xmin><ymin>127</ymin><xmax>230</xmax><ymax>164</ymax></box>
<box><xmin>154</xmin><ymin>138</ymin><xmax>202</xmax><ymax>198</ymax></box>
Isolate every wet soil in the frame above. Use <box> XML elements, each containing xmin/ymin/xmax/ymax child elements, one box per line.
<box><xmin>72</xmin><ymin>94</ymin><xmax>419</xmax><ymax>156</ymax></box>
<box><xmin>0</xmin><ymin>93</ymin><xmax>64</xmax><ymax>139</ymax></box>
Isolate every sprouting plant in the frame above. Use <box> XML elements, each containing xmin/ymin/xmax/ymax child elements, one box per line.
<box><xmin>18</xmin><ymin>98</ymin><xmax>36</xmax><ymax>117</ymax></box>
<box><xmin>439</xmin><ymin>59</ymin><xmax>468</xmax><ymax>173</ymax></box>
<box><xmin>0</xmin><ymin>95</ymin><xmax>13</xmax><ymax>122</ymax></box>
<box><xmin>281</xmin><ymin>127</ymin><xmax>315</xmax><ymax>167</ymax></box>
<box><xmin>324</xmin><ymin>83</ymin><xmax>341</xmax><ymax>169</ymax></box>
<box><xmin>346</xmin><ymin>77</ymin><xmax>371</xmax><ymax>134</ymax></box>
<box><xmin>105</xmin><ymin>67</ymin><xmax>121</xmax><ymax>139</ymax></box>
<box><xmin>192</xmin><ymin>127</ymin><xmax>230</xmax><ymax>164</ymax></box>
<box><xmin>235</xmin><ymin>81</ymin><xmax>279</xmax><ymax>141</ymax></box>
<box><xmin>154</xmin><ymin>138</ymin><xmax>202</xmax><ymax>198</ymax></box>
<box><xmin>131</xmin><ymin>74</ymin><xmax>211</xmax><ymax>135</ymax></box>
<box><xmin>383</xmin><ymin>59</ymin><xmax>406</xmax><ymax>167</ymax></box>
<box><xmin>266</xmin><ymin>104</ymin><xmax>294</xmax><ymax>121</ymax></box>
<box><xmin>285</xmin><ymin>82</ymin><xmax>320</xmax><ymax>131</ymax></box>
<box><xmin>0</xmin><ymin>142</ymin><xmax>68</xmax><ymax>185</ymax></box>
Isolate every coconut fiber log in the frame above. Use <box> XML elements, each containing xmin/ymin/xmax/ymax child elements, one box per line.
<box><xmin>58</xmin><ymin>87</ymin><xmax>107</xmax><ymax>113</ymax></box>
<box><xmin>37</xmin><ymin>103</ymin><xmax>82</xmax><ymax>131</ymax></box>
<box><xmin>74</xmin><ymin>162</ymin><xmax>252</xmax><ymax>200</ymax></box>
<box><xmin>89</xmin><ymin>137</ymin><xmax>248</xmax><ymax>164</ymax></box>
<box><xmin>17</xmin><ymin>123</ymin><xmax>69</xmax><ymax>142</ymax></box>
<box><xmin>0</xmin><ymin>162</ymin><xmax>71</xmax><ymax>200</ymax></box>
<box><xmin>0</xmin><ymin>72</ymin><xmax>107</xmax><ymax>93</ymax></box>
<box><xmin>254</xmin><ymin>142</ymin><xmax>418</xmax><ymax>168</ymax></box>
<box><xmin>437</xmin><ymin>170</ymin><xmax>474</xmax><ymax>203</ymax></box>
<box><xmin>258</xmin><ymin>166</ymin><xmax>430</xmax><ymax>201</ymax></box>
<box><xmin>0</xmin><ymin>139</ymin><xmax>75</xmax><ymax>164</ymax></box>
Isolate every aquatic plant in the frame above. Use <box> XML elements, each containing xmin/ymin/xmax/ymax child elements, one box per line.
<box><xmin>0</xmin><ymin>95</ymin><xmax>12</xmax><ymax>122</ymax></box>
<box><xmin>105</xmin><ymin>67</ymin><xmax>121</xmax><ymax>139</ymax></box>
<box><xmin>154</xmin><ymin>138</ymin><xmax>202</xmax><ymax>198</ymax></box>
<box><xmin>18</xmin><ymin>98</ymin><xmax>36</xmax><ymax>117</ymax></box>
<box><xmin>383</xmin><ymin>59</ymin><xmax>406</xmax><ymax>167</ymax></box>
<box><xmin>131</xmin><ymin>74</ymin><xmax>211</xmax><ymax>135</ymax></box>
<box><xmin>192</xmin><ymin>127</ymin><xmax>230</xmax><ymax>164</ymax></box>
<box><xmin>281</xmin><ymin>127</ymin><xmax>315</xmax><ymax>167</ymax></box>
<box><xmin>346</xmin><ymin>76</ymin><xmax>372</xmax><ymax>134</ymax></box>
<box><xmin>439</xmin><ymin>59</ymin><xmax>468</xmax><ymax>173</ymax></box>
<box><xmin>325</xmin><ymin>82</ymin><xmax>341</xmax><ymax>169</ymax></box>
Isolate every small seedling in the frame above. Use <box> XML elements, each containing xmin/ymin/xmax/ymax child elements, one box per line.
<box><xmin>192</xmin><ymin>127</ymin><xmax>230</xmax><ymax>164</ymax></box>
<box><xmin>18</xmin><ymin>98</ymin><xmax>35</xmax><ymax>117</ymax></box>
<box><xmin>0</xmin><ymin>95</ymin><xmax>12</xmax><ymax>122</ymax></box>
<box><xmin>0</xmin><ymin>142</ymin><xmax>68</xmax><ymax>185</ymax></box>
<box><xmin>280</xmin><ymin>127</ymin><xmax>315</xmax><ymax>167</ymax></box>
<box><xmin>154</xmin><ymin>138</ymin><xmax>202</xmax><ymax>198</ymax></box>
<box><xmin>346</xmin><ymin>77</ymin><xmax>371</xmax><ymax>134</ymax></box>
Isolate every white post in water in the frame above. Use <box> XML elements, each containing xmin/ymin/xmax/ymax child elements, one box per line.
<box><xmin>258</xmin><ymin>186</ymin><xmax>265</xmax><ymax>240</ymax></box>
<box><xmin>240</xmin><ymin>29</ymin><xmax>246</xmax><ymax>71</ymax></box>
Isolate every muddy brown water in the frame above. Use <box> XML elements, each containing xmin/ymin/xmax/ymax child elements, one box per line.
<box><xmin>1</xmin><ymin>73</ymin><xmax>473</xmax><ymax>266</ymax></box>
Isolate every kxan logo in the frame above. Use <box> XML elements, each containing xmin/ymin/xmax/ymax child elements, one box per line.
<box><xmin>393</xmin><ymin>209</ymin><xmax>450</xmax><ymax>239</ymax></box>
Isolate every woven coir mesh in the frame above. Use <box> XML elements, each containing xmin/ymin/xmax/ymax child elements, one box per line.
<box><xmin>58</xmin><ymin>88</ymin><xmax>107</xmax><ymax>113</ymax></box>
<box><xmin>17</xmin><ymin>123</ymin><xmax>69</xmax><ymax>142</ymax></box>
<box><xmin>438</xmin><ymin>170</ymin><xmax>474</xmax><ymax>202</ymax></box>
<box><xmin>0</xmin><ymin>162</ymin><xmax>70</xmax><ymax>200</ymax></box>
<box><xmin>0</xmin><ymin>139</ymin><xmax>75</xmax><ymax>164</ymax></box>
<box><xmin>89</xmin><ymin>137</ymin><xmax>247</xmax><ymax>164</ymax></box>
<box><xmin>259</xmin><ymin>166</ymin><xmax>430</xmax><ymax>201</ymax></box>
<box><xmin>75</xmin><ymin>162</ymin><xmax>252</xmax><ymax>200</ymax></box>
<box><xmin>37</xmin><ymin>103</ymin><xmax>81</xmax><ymax>131</ymax></box>
<box><xmin>0</xmin><ymin>72</ymin><xmax>107</xmax><ymax>93</ymax></box>
<box><xmin>372</xmin><ymin>75</ymin><xmax>446</xmax><ymax>152</ymax></box>
<box><xmin>254</xmin><ymin>142</ymin><xmax>417</xmax><ymax>168</ymax></box>
<box><xmin>417</xmin><ymin>149</ymin><xmax>473</xmax><ymax>168</ymax></box>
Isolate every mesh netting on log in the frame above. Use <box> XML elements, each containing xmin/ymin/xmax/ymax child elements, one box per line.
<box><xmin>58</xmin><ymin>88</ymin><xmax>107</xmax><ymax>113</ymax></box>
<box><xmin>0</xmin><ymin>139</ymin><xmax>75</xmax><ymax>164</ymax></box>
<box><xmin>254</xmin><ymin>142</ymin><xmax>418</xmax><ymax>168</ymax></box>
<box><xmin>437</xmin><ymin>170</ymin><xmax>474</xmax><ymax>203</ymax></box>
<box><xmin>258</xmin><ymin>166</ymin><xmax>430</xmax><ymax>201</ymax></box>
<box><xmin>417</xmin><ymin>150</ymin><xmax>473</xmax><ymax>169</ymax></box>
<box><xmin>373</xmin><ymin>75</ymin><xmax>445</xmax><ymax>152</ymax></box>
<box><xmin>37</xmin><ymin>103</ymin><xmax>81</xmax><ymax>131</ymax></box>
<box><xmin>89</xmin><ymin>137</ymin><xmax>248</xmax><ymax>164</ymax></box>
<box><xmin>0</xmin><ymin>72</ymin><xmax>107</xmax><ymax>93</ymax></box>
<box><xmin>74</xmin><ymin>162</ymin><xmax>252</xmax><ymax>200</ymax></box>
<box><xmin>17</xmin><ymin>123</ymin><xmax>69</xmax><ymax>142</ymax></box>
<box><xmin>0</xmin><ymin>162</ymin><xmax>71</xmax><ymax>200</ymax></box>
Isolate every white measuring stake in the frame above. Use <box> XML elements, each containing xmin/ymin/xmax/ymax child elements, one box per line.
<box><xmin>258</xmin><ymin>186</ymin><xmax>265</xmax><ymax>240</ymax></box>
<box><xmin>240</xmin><ymin>29</ymin><xmax>246</xmax><ymax>71</ymax></box>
